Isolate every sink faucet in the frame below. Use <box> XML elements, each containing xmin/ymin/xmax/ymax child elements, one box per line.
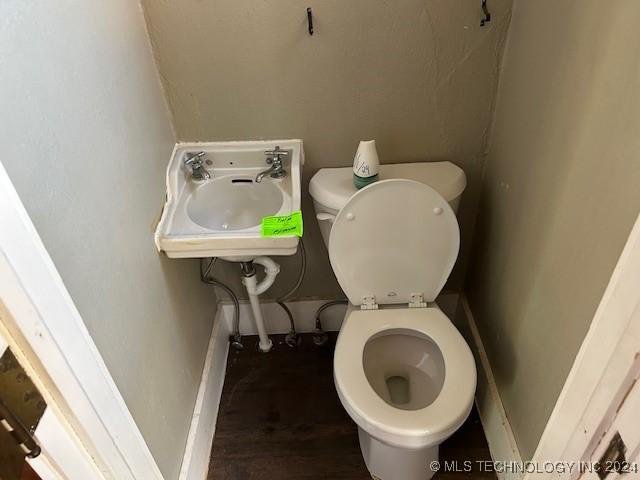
<box><xmin>184</xmin><ymin>152</ymin><xmax>211</xmax><ymax>181</ymax></box>
<box><xmin>255</xmin><ymin>146</ymin><xmax>288</xmax><ymax>183</ymax></box>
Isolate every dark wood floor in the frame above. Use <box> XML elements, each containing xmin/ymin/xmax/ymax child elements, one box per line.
<box><xmin>209</xmin><ymin>333</ymin><xmax>495</xmax><ymax>480</ymax></box>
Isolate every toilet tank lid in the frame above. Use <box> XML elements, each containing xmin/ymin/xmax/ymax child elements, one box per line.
<box><xmin>309</xmin><ymin>161</ymin><xmax>466</xmax><ymax>212</ymax></box>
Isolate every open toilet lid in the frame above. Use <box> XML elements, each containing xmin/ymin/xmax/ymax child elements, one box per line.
<box><xmin>328</xmin><ymin>179</ymin><xmax>460</xmax><ymax>306</ymax></box>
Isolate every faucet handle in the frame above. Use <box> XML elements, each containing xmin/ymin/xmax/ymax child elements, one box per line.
<box><xmin>264</xmin><ymin>146</ymin><xmax>289</xmax><ymax>158</ymax></box>
<box><xmin>184</xmin><ymin>151</ymin><xmax>205</xmax><ymax>166</ymax></box>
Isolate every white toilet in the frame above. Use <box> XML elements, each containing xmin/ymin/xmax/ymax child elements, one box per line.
<box><xmin>309</xmin><ymin>162</ymin><xmax>477</xmax><ymax>480</ymax></box>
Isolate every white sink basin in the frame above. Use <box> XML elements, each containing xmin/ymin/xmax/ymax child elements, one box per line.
<box><xmin>155</xmin><ymin>140</ymin><xmax>303</xmax><ymax>259</ymax></box>
<box><xmin>187</xmin><ymin>177</ymin><xmax>283</xmax><ymax>231</ymax></box>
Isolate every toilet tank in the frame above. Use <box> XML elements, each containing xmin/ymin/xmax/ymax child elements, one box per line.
<box><xmin>309</xmin><ymin>161</ymin><xmax>466</xmax><ymax>247</ymax></box>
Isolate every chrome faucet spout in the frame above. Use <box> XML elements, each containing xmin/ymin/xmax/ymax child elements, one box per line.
<box><xmin>255</xmin><ymin>165</ymin><xmax>276</xmax><ymax>183</ymax></box>
<box><xmin>255</xmin><ymin>146</ymin><xmax>288</xmax><ymax>182</ymax></box>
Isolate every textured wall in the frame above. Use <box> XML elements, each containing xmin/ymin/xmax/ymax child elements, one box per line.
<box><xmin>142</xmin><ymin>0</ymin><xmax>513</xmax><ymax>299</ymax></box>
<box><xmin>0</xmin><ymin>1</ymin><xmax>217</xmax><ymax>478</ymax></box>
<box><xmin>467</xmin><ymin>0</ymin><xmax>640</xmax><ymax>459</ymax></box>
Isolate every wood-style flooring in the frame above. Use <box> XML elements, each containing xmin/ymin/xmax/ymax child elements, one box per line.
<box><xmin>209</xmin><ymin>333</ymin><xmax>495</xmax><ymax>480</ymax></box>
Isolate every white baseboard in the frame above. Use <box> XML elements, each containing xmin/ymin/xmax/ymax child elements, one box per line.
<box><xmin>459</xmin><ymin>296</ymin><xmax>523</xmax><ymax>480</ymax></box>
<box><xmin>179</xmin><ymin>305</ymin><xmax>230</xmax><ymax>480</ymax></box>
<box><xmin>220</xmin><ymin>293</ymin><xmax>461</xmax><ymax>336</ymax></box>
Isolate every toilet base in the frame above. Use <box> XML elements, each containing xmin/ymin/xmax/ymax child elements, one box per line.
<box><xmin>358</xmin><ymin>427</ymin><xmax>438</xmax><ymax>480</ymax></box>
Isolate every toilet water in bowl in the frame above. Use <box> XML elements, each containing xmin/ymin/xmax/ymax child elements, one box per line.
<box><xmin>385</xmin><ymin>375</ymin><xmax>410</xmax><ymax>405</ymax></box>
<box><xmin>363</xmin><ymin>329</ymin><xmax>446</xmax><ymax>411</ymax></box>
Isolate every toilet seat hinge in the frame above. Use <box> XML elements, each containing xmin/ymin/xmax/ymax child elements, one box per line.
<box><xmin>409</xmin><ymin>293</ymin><xmax>427</xmax><ymax>308</ymax></box>
<box><xmin>361</xmin><ymin>295</ymin><xmax>378</xmax><ymax>310</ymax></box>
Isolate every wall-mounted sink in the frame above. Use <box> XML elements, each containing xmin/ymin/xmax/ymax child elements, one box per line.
<box><xmin>155</xmin><ymin>140</ymin><xmax>304</xmax><ymax>260</ymax></box>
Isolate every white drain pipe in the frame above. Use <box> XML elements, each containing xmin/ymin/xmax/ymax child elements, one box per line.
<box><xmin>242</xmin><ymin>257</ymin><xmax>280</xmax><ymax>352</ymax></box>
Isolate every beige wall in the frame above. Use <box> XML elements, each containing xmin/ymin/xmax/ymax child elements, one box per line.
<box><xmin>0</xmin><ymin>2</ymin><xmax>217</xmax><ymax>478</ymax></box>
<box><xmin>142</xmin><ymin>0</ymin><xmax>513</xmax><ymax>298</ymax></box>
<box><xmin>468</xmin><ymin>0</ymin><xmax>640</xmax><ymax>459</ymax></box>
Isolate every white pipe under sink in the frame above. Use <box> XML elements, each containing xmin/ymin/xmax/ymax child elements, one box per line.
<box><xmin>242</xmin><ymin>257</ymin><xmax>280</xmax><ymax>352</ymax></box>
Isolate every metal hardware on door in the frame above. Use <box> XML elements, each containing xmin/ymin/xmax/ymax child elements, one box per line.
<box><xmin>480</xmin><ymin>0</ymin><xmax>491</xmax><ymax>26</ymax></box>
<box><xmin>0</xmin><ymin>396</ymin><xmax>41</xmax><ymax>458</ymax></box>
<box><xmin>597</xmin><ymin>431</ymin><xmax>627</xmax><ymax>479</ymax></box>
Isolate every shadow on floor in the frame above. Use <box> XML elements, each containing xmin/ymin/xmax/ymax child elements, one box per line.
<box><xmin>209</xmin><ymin>334</ymin><xmax>495</xmax><ymax>480</ymax></box>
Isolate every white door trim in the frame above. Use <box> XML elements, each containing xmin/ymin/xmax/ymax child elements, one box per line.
<box><xmin>528</xmin><ymin>213</ymin><xmax>640</xmax><ymax>477</ymax></box>
<box><xmin>29</xmin><ymin>409</ymin><xmax>105</xmax><ymax>480</ymax></box>
<box><xmin>0</xmin><ymin>161</ymin><xmax>162</xmax><ymax>479</ymax></box>
<box><xmin>0</xmin><ymin>331</ymin><xmax>7</xmax><ymax>356</ymax></box>
<box><xmin>0</xmin><ymin>325</ymin><xmax>105</xmax><ymax>480</ymax></box>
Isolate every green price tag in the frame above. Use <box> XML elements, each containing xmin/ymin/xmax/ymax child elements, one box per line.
<box><xmin>261</xmin><ymin>210</ymin><xmax>304</xmax><ymax>237</ymax></box>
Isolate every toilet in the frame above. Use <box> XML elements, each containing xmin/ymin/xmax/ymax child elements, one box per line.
<box><xmin>309</xmin><ymin>162</ymin><xmax>476</xmax><ymax>480</ymax></box>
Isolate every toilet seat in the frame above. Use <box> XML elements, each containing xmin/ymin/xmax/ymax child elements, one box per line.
<box><xmin>328</xmin><ymin>179</ymin><xmax>460</xmax><ymax>307</ymax></box>
<box><xmin>334</xmin><ymin>307</ymin><xmax>476</xmax><ymax>450</ymax></box>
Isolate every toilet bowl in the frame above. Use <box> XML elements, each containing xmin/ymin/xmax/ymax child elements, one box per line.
<box><xmin>335</xmin><ymin>307</ymin><xmax>475</xmax><ymax>480</ymax></box>
<box><xmin>309</xmin><ymin>165</ymin><xmax>476</xmax><ymax>480</ymax></box>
